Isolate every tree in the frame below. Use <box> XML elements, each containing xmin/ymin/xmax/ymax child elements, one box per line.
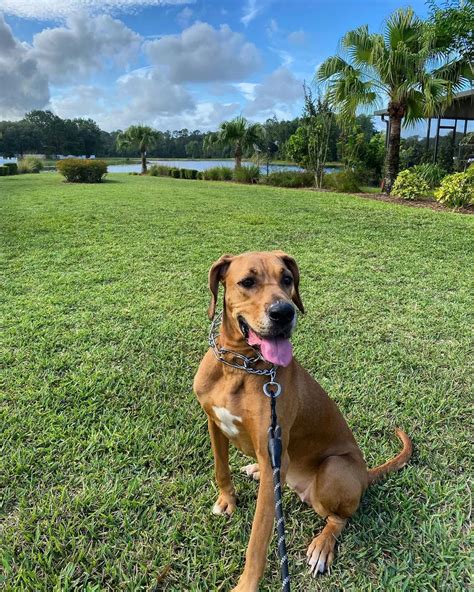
<box><xmin>209</xmin><ymin>116</ymin><xmax>262</xmax><ymax>168</ymax></box>
<box><xmin>287</xmin><ymin>86</ymin><xmax>335</xmax><ymax>188</ymax></box>
<box><xmin>317</xmin><ymin>7</ymin><xmax>471</xmax><ymax>192</ymax></box>
<box><xmin>428</xmin><ymin>0</ymin><xmax>474</xmax><ymax>65</ymax></box>
<box><xmin>116</xmin><ymin>125</ymin><xmax>157</xmax><ymax>174</ymax></box>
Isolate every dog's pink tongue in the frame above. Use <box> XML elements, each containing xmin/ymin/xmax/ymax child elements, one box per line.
<box><xmin>248</xmin><ymin>330</ymin><xmax>293</xmax><ymax>367</ymax></box>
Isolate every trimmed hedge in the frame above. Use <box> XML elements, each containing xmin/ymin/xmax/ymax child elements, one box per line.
<box><xmin>57</xmin><ymin>159</ymin><xmax>107</xmax><ymax>183</ymax></box>
<box><xmin>323</xmin><ymin>170</ymin><xmax>361</xmax><ymax>193</ymax></box>
<box><xmin>4</xmin><ymin>162</ymin><xmax>18</xmax><ymax>175</ymax></box>
<box><xmin>262</xmin><ymin>170</ymin><xmax>314</xmax><ymax>188</ymax></box>
<box><xmin>149</xmin><ymin>164</ymin><xmax>173</xmax><ymax>177</ymax></box>
<box><xmin>0</xmin><ymin>165</ymin><xmax>9</xmax><ymax>176</ymax></box>
<box><xmin>202</xmin><ymin>166</ymin><xmax>233</xmax><ymax>181</ymax></box>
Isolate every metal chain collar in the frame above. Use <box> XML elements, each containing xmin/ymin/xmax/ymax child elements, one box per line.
<box><xmin>209</xmin><ymin>312</ymin><xmax>278</xmax><ymax>385</ymax></box>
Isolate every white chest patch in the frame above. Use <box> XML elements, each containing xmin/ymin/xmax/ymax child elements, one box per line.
<box><xmin>212</xmin><ymin>406</ymin><xmax>242</xmax><ymax>438</ymax></box>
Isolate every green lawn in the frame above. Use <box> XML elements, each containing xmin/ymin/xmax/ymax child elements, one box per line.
<box><xmin>1</xmin><ymin>173</ymin><xmax>472</xmax><ymax>591</ymax></box>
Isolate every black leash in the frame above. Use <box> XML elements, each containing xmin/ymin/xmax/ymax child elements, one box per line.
<box><xmin>264</xmin><ymin>378</ymin><xmax>291</xmax><ymax>592</ymax></box>
<box><xmin>209</xmin><ymin>313</ymin><xmax>291</xmax><ymax>591</ymax></box>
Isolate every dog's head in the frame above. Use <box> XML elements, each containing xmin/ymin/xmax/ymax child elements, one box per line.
<box><xmin>208</xmin><ymin>251</ymin><xmax>304</xmax><ymax>367</ymax></box>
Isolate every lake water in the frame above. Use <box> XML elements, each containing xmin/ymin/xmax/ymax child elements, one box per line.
<box><xmin>108</xmin><ymin>159</ymin><xmax>305</xmax><ymax>174</ymax></box>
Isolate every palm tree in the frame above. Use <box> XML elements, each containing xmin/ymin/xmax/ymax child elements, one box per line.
<box><xmin>116</xmin><ymin>125</ymin><xmax>157</xmax><ymax>174</ymax></box>
<box><xmin>317</xmin><ymin>8</ymin><xmax>470</xmax><ymax>192</ymax></box>
<box><xmin>209</xmin><ymin>116</ymin><xmax>262</xmax><ymax>168</ymax></box>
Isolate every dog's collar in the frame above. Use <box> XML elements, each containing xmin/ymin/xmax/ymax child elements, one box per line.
<box><xmin>209</xmin><ymin>312</ymin><xmax>276</xmax><ymax>380</ymax></box>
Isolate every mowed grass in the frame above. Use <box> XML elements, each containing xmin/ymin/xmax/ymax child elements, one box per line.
<box><xmin>1</xmin><ymin>173</ymin><xmax>472</xmax><ymax>591</ymax></box>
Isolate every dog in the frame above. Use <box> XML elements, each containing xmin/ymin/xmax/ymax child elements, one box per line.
<box><xmin>193</xmin><ymin>251</ymin><xmax>412</xmax><ymax>592</ymax></box>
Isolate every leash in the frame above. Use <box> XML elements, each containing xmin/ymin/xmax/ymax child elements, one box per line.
<box><xmin>209</xmin><ymin>313</ymin><xmax>291</xmax><ymax>591</ymax></box>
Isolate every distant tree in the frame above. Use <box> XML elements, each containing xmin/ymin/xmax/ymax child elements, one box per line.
<box><xmin>208</xmin><ymin>116</ymin><xmax>262</xmax><ymax>168</ymax></box>
<box><xmin>73</xmin><ymin>118</ymin><xmax>103</xmax><ymax>157</ymax></box>
<box><xmin>116</xmin><ymin>125</ymin><xmax>157</xmax><ymax>174</ymax></box>
<box><xmin>185</xmin><ymin>140</ymin><xmax>201</xmax><ymax>159</ymax></box>
<box><xmin>428</xmin><ymin>0</ymin><xmax>474</xmax><ymax>65</ymax></box>
<box><xmin>317</xmin><ymin>7</ymin><xmax>471</xmax><ymax>192</ymax></box>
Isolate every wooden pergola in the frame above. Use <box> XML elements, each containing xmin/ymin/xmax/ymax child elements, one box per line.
<box><xmin>375</xmin><ymin>88</ymin><xmax>474</xmax><ymax>163</ymax></box>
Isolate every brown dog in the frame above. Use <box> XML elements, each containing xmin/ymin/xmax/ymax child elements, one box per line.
<box><xmin>193</xmin><ymin>251</ymin><xmax>412</xmax><ymax>591</ymax></box>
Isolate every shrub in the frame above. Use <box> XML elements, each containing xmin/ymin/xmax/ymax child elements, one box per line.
<box><xmin>323</xmin><ymin>170</ymin><xmax>361</xmax><ymax>193</ymax></box>
<box><xmin>391</xmin><ymin>169</ymin><xmax>429</xmax><ymax>200</ymax></box>
<box><xmin>233</xmin><ymin>165</ymin><xmax>260</xmax><ymax>184</ymax></box>
<box><xmin>197</xmin><ymin>171</ymin><xmax>203</xmax><ymax>180</ymax></box>
<box><xmin>187</xmin><ymin>169</ymin><xmax>199</xmax><ymax>179</ymax></box>
<box><xmin>179</xmin><ymin>168</ymin><xmax>188</xmax><ymax>179</ymax></box>
<box><xmin>4</xmin><ymin>162</ymin><xmax>18</xmax><ymax>175</ymax></box>
<box><xmin>0</xmin><ymin>165</ymin><xmax>9</xmax><ymax>176</ymax></box>
<box><xmin>57</xmin><ymin>158</ymin><xmax>107</xmax><ymax>183</ymax></box>
<box><xmin>262</xmin><ymin>170</ymin><xmax>314</xmax><ymax>188</ymax></box>
<box><xmin>411</xmin><ymin>163</ymin><xmax>446</xmax><ymax>188</ymax></box>
<box><xmin>170</xmin><ymin>168</ymin><xmax>180</xmax><ymax>178</ymax></box>
<box><xmin>434</xmin><ymin>172</ymin><xmax>473</xmax><ymax>208</ymax></box>
<box><xmin>18</xmin><ymin>156</ymin><xmax>44</xmax><ymax>174</ymax></box>
<box><xmin>149</xmin><ymin>164</ymin><xmax>173</xmax><ymax>177</ymax></box>
<box><xmin>202</xmin><ymin>166</ymin><xmax>233</xmax><ymax>181</ymax></box>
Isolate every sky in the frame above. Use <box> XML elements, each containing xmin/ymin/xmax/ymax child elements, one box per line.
<box><xmin>0</xmin><ymin>0</ymin><xmax>431</xmax><ymax>132</ymax></box>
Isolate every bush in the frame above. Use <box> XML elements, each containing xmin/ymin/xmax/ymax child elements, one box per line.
<box><xmin>170</xmin><ymin>168</ymin><xmax>180</xmax><ymax>179</ymax></box>
<box><xmin>262</xmin><ymin>170</ymin><xmax>314</xmax><ymax>188</ymax></box>
<box><xmin>197</xmin><ymin>171</ymin><xmax>203</xmax><ymax>180</ymax></box>
<box><xmin>186</xmin><ymin>169</ymin><xmax>199</xmax><ymax>179</ymax></box>
<box><xmin>391</xmin><ymin>169</ymin><xmax>429</xmax><ymax>200</ymax></box>
<box><xmin>202</xmin><ymin>166</ymin><xmax>233</xmax><ymax>181</ymax></box>
<box><xmin>434</xmin><ymin>172</ymin><xmax>473</xmax><ymax>208</ymax></box>
<box><xmin>18</xmin><ymin>156</ymin><xmax>44</xmax><ymax>174</ymax></box>
<box><xmin>0</xmin><ymin>165</ymin><xmax>9</xmax><ymax>176</ymax></box>
<box><xmin>149</xmin><ymin>164</ymin><xmax>173</xmax><ymax>177</ymax></box>
<box><xmin>57</xmin><ymin>158</ymin><xmax>107</xmax><ymax>183</ymax></box>
<box><xmin>233</xmin><ymin>165</ymin><xmax>260</xmax><ymax>184</ymax></box>
<box><xmin>411</xmin><ymin>163</ymin><xmax>446</xmax><ymax>188</ymax></box>
<box><xmin>323</xmin><ymin>170</ymin><xmax>361</xmax><ymax>193</ymax></box>
<box><xmin>4</xmin><ymin>162</ymin><xmax>18</xmax><ymax>175</ymax></box>
<box><xmin>179</xmin><ymin>168</ymin><xmax>187</xmax><ymax>179</ymax></box>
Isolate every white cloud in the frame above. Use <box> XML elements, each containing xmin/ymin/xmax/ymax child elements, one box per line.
<box><xmin>0</xmin><ymin>0</ymin><xmax>193</xmax><ymax>20</ymax></box>
<box><xmin>235</xmin><ymin>82</ymin><xmax>258</xmax><ymax>101</ymax></box>
<box><xmin>177</xmin><ymin>6</ymin><xmax>193</xmax><ymax>26</ymax></box>
<box><xmin>287</xmin><ymin>30</ymin><xmax>307</xmax><ymax>45</ymax></box>
<box><xmin>0</xmin><ymin>15</ymin><xmax>49</xmax><ymax>118</ymax></box>
<box><xmin>241</xmin><ymin>0</ymin><xmax>261</xmax><ymax>26</ymax></box>
<box><xmin>50</xmin><ymin>85</ymin><xmax>108</xmax><ymax>120</ymax></box>
<box><xmin>266</xmin><ymin>18</ymin><xmax>279</xmax><ymax>38</ymax></box>
<box><xmin>244</xmin><ymin>67</ymin><xmax>303</xmax><ymax>117</ymax></box>
<box><xmin>145</xmin><ymin>22</ymin><xmax>261</xmax><ymax>83</ymax></box>
<box><xmin>270</xmin><ymin>47</ymin><xmax>294</xmax><ymax>67</ymax></box>
<box><xmin>31</xmin><ymin>14</ymin><xmax>141</xmax><ymax>84</ymax></box>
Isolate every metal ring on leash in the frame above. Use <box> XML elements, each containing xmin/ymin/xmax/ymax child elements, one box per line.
<box><xmin>263</xmin><ymin>381</ymin><xmax>282</xmax><ymax>398</ymax></box>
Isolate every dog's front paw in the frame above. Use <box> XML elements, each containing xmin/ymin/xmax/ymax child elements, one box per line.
<box><xmin>212</xmin><ymin>492</ymin><xmax>236</xmax><ymax>516</ymax></box>
<box><xmin>240</xmin><ymin>463</ymin><xmax>260</xmax><ymax>481</ymax></box>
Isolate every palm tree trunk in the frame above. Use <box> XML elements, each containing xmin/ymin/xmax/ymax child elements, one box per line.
<box><xmin>235</xmin><ymin>144</ymin><xmax>242</xmax><ymax>169</ymax></box>
<box><xmin>384</xmin><ymin>110</ymin><xmax>403</xmax><ymax>193</ymax></box>
<box><xmin>141</xmin><ymin>151</ymin><xmax>147</xmax><ymax>175</ymax></box>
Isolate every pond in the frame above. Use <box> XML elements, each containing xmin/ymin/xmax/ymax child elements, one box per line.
<box><xmin>107</xmin><ymin>159</ymin><xmax>307</xmax><ymax>174</ymax></box>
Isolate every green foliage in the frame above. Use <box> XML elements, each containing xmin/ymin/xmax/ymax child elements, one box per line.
<box><xmin>262</xmin><ymin>170</ymin><xmax>315</xmax><ymax>188</ymax></box>
<box><xmin>170</xmin><ymin>168</ymin><xmax>180</xmax><ymax>179</ymax></box>
<box><xmin>3</xmin><ymin>162</ymin><xmax>18</xmax><ymax>175</ymax></box>
<box><xmin>434</xmin><ymin>171</ymin><xmax>474</xmax><ymax>208</ymax></box>
<box><xmin>428</xmin><ymin>0</ymin><xmax>474</xmax><ymax>63</ymax></box>
<box><xmin>148</xmin><ymin>164</ymin><xmax>173</xmax><ymax>177</ymax></box>
<box><xmin>233</xmin><ymin>164</ymin><xmax>260</xmax><ymax>184</ymax></box>
<box><xmin>411</xmin><ymin>163</ymin><xmax>447</xmax><ymax>188</ymax></box>
<box><xmin>56</xmin><ymin>159</ymin><xmax>107</xmax><ymax>183</ymax></box>
<box><xmin>0</xmin><ymin>165</ymin><xmax>9</xmax><ymax>176</ymax></box>
<box><xmin>323</xmin><ymin>170</ymin><xmax>361</xmax><ymax>192</ymax></box>
<box><xmin>197</xmin><ymin>171</ymin><xmax>203</xmax><ymax>180</ymax></box>
<box><xmin>207</xmin><ymin>116</ymin><xmax>262</xmax><ymax>168</ymax></box>
<box><xmin>202</xmin><ymin>166</ymin><xmax>233</xmax><ymax>181</ymax></box>
<box><xmin>391</xmin><ymin>169</ymin><xmax>430</xmax><ymax>200</ymax></box>
<box><xmin>18</xmin><ymin>156</ymin><xmax>44</xmax><ymax>174</ymax></box>
<box><xmin>179</xmin><ymin>168</ymin><xmax>188</xmax><ymax>179</ymax></box>
<box><xmin>185</xmin><ymin>169</ymin><xmax>199</xmax><ymax>180</ymax></box>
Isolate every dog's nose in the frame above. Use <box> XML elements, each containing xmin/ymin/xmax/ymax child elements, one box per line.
<box><xmin>268</xmin><ymin>302</ymin><xmax>295</xmax><ymax>324</ymax></box>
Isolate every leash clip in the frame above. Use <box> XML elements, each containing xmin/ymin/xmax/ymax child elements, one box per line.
<box><xmin>263</xmin><ymin>380</ymin><xmax>282</xmax><ymax>398</ymax></box>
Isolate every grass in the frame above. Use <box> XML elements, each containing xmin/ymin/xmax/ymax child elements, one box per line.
<box><xmin>1</xmin><ymin>173</ymin><xmax>472</xmax><ymax>591</ymax></box>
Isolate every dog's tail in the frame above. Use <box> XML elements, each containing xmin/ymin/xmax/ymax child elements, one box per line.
<box><xmin>367</xmin><ymin>428</ymin><xmax>412</xmax><ymax>485</ymax></box>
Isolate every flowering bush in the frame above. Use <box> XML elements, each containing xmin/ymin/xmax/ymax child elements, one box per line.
<box><xmin>434</xmin><ymin>172</ymin><xmax>473</xmax><ymax>208</ymax></box>
<box><xmin>391</xmin><ymin>169</ymin><xmax>429</xmax><ymax>200</ymax></box>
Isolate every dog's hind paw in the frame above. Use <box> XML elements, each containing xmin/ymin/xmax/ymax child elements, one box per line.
<box><xmin>307</xmin><ymin>531</ymin><xmax>335</xmax><ymax>576</ymax></box>
<box><xmin>240</xmin><ymin>463</ymin><xmax>260</xmax><ymax>481</ymax></box>
<box><xmin>212</xmin><ymin>492</ymin><xmax>236</xmax><ymax>516</ymax></box>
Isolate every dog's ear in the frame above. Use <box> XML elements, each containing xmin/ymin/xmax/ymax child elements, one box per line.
<box><xmin>273</xmin><ymin>251</ymin><xmax>304</xmax><ymax>313</ymax></box>
<box><xmin>208</xmin><ymin>254</ymin><xmax>234</xmax><ymax>319</ymax></box>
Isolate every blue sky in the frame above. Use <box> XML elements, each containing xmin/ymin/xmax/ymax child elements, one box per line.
<box><xmin>0</xmin><ymin>0</ymin><xmax>431</xmax><ymax>132</ymax></box>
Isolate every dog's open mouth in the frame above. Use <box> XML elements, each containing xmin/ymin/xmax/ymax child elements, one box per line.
<box><xmin>238</xmin><ymin>317</ymin><xmax>293</xmax><ymax>367</ymax></box>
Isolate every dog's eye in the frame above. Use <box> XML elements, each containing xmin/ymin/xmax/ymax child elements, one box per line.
<box><xmin>239</xmin><ymin>277</ymin><xmax>255</xmax><ymax>288</ymax></box>
<box><xmin>282</xmin><ymin>275</ymin><xmax>293</xmax><ymax>286</ymax></box>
